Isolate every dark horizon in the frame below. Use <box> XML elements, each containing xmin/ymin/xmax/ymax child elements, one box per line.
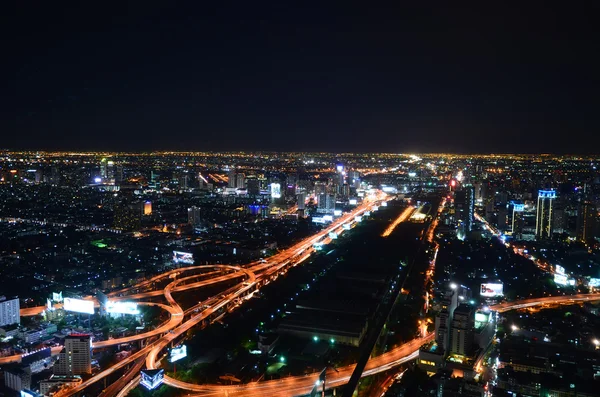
<box><xmin>9</xmin><ymin>3</ymin><xmax>600</xmax><ymax>153</ymax></box>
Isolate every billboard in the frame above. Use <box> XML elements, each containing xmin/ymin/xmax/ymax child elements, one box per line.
<box><xmin>328</xmin><ymin>232</ymin><xmax>338</xmax><ymax>239</ymax></box>
<box><xmin>52</xmin><ymin>292</ymin><xmax>63</xmax><ymax>302</ymax></box>
<box><xmin>555</xmin><ymin>264</ymin><xmax>565</xmax><ymax>275</ymax></box>
<box><xmin>270</xmin><ymin>183</ymin><xmax>281</xmax><ymax>199</ymax></box>
<box><xmin>354</xmin><ymin>216</ymin><xmax>363</xmax><ymax>222</ymax></box>
<box><xmin>480</xmin><ymin>283</ymin><xmax>504</xmax><ymax>297</ymax></box>
<box><xmin>63</xmin><ymin>298</ymin><xmax>94</xmax><ymax>315</ymax></box>
<box><xmin>106</xmin><ymin>301</ymin><xmax>140</xmax><ymax>315</ymax></box>
<box><xmin>589</xmin><ymin>278</ymin><xmax>600</xmax><ymax>288</ymax></box>
<box><xmin>349</xmin><ymin>199</ymin><xmax>357</xmax><ymax>205</ymax></box>
<box><xmin>140</xmin><ymin>369</ymin><xmax>164</xmax><ymax>390</ymax></box>
<box><xmin>173</xmin><ymin>251</ymin><xmax>194</xmax><ymax>264</ymax></box>
<box><xmin>554</xmin><ymin>274</ymin><xmax>568</xmax><ymax>285</ymax></box>
<box><xmin>169</xmin><ymin>345</ymin><xmax>187</xmax><ymax>363</ymax></box>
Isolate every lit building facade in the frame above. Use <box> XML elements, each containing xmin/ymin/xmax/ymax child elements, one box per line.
<box><xmin>535</xmin><ymin>190</ymin><xmax>556</xmax><ymax>239</ymax></box>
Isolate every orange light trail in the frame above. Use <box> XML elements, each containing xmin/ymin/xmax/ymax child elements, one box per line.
<box><xmin>381</xmin><ymin>206</ymin><xmax>415</xmax><ymax>237</ymax></box>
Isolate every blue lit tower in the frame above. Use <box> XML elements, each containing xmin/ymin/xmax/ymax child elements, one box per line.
<box><xmin>535</xmin><ymin>190</ymin><xmax>556</xmax><ymax>239</ymax></box>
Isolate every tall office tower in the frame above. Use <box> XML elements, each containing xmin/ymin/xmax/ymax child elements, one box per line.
<box><xmin>454</xmin><ymin>187</ymin><xmax>474</xmax><ymax>239</ymax></box>
<box><xmin>535</xmin><ymin>190</ymin><xmax>556</xmax><ymax>239</ymax></box>
<box><xmin>35</xmin><ymin>169</ymin><xmax>43</xmax><ymax>183</ymax></box>
<box><xmin>234</xmin><ymin>173</ymin><xmax>245</xmax><ymax>189</ymax></box>
<box><xmin>54</xmin><ymin>334</ymin><xmax>92</xmax><ymax>375</ymax></box>
<box><xmin>0</xmin><ymin>296</ymin><xmax>20</xmax><ymax>327</ymax></box>
<box><xmin>258</xmin><ymin>175</ymin><xmax>268</xmax><ymax>190</ymax></box>
<box><xmin>100</xmin><ymin>158</ymin><xmax>115</xmax><ymax>184</ymax></box>
<box><xmin>228</xmin><ymin>169</ymin><xmax>236</xmax><ymax>188</ymax></box>
<box><xmin>450</xmin><ymin>304</ymin><xmax>474</xmax><ymax>356</ymax></box>
<box><xmin>188</xmin><ymin>206</ymin><xmax>202</xmax><ymax>226</ymax></box>
<box><xmin>247</xmin><ymin>178</ymin><xmax>260</xmax><ymax>196</ymax></box>
<box><xmin>296</xmin><ymin>192</ymin><xmax>306</xmax><ymax>210</ymax></box>
<box><xmin>178</xmin><ymin>174</ymin><xmax>189</xmax><ymax>189</ymax></box>
<box><xmin>143</xmin><ymin>201</ymin><xmax>152</xmax><ymax>215</ymax></box>
<box><xmin>115</xmin><ymin>166</ymin><xmax>124</xmax><ymax>184</ymax></box>
<box><xmin>317</xmin><ymin>193</ymin><xmax>335</xmax><ymax>213</ymax></box>
<box><xmin>577</xmin><ymin>200</ymin><xmax>597</xmax><ymax>243</ymax></box>
<box><xmin>348</xmin><ymin>170</ymin><xmax>360</xmax><ymax>187</ymax></box>
<box><xmin>50</xmin><ymin>166</ymin><xmax>60</xmax><ymax>185</ymax></box>
<box><xmin>435</xmin><ymin>287</ymin><xmax>460</xmax><ymax>353</ymax></box>
<box><xmin>510</xmin><ymin>202</ymin><xmax>525</xmax><ymax>238</ymax></box>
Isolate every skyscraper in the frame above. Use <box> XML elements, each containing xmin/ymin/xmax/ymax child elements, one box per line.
<box><xmin>100</xmin><ymin>158</ymin><xmax>115</xmax><ymax>185</ymax></box>
<box><xmin>450</xmin><ymin>304</ymin><xmax>474</xmax><ymax>356</ymax></box>
<box><xmin>454</xmin><ymin>186</ymin><xmax>474</xmax><ymax>239</ymax></box>
<box><xmin>54</xmin><ymin>334</ymin><xmax>92</xmax><ymax>375</ymax></box>
<box><xmin>535</xmin><ymin>190</ymin><xmax>556</xmax><ymax>239</ymax></box>
<box><xmin>0</xmin><ymin>296</ymin><xmax>20</xmax><ymax>327</ymax></box>
<box><xmin>188</xmin><ymin>206</ymin><xmax>202</xmax><ymax>226</ymax></box>
<box><xmin>246</xmin><ymin>178</ymin><xmax>260</xmax><ymax>196</ymax></box>
<box><xmin>577</xmin><ymin>200</ymin><xmax>597</xmax><ymax>243</ymax></box>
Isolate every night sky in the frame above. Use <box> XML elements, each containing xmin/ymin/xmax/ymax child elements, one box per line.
<box><xmin>9</xmin><ymin>3</ymin><xmax>600</xmax><ymax>153</ymax></box>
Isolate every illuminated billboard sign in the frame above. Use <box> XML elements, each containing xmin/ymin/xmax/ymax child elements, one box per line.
<box><xmin>333</xmin><ymin>209</ymin><xmax>342</xmax><ymax>216</ymax></box>
<box><xmin>555</xmin><ymin>265</ymin><xmax>565</xmax><ymax>275</ymax></box>
<box><xmin>538</xmin><ymin>190</ymin><xmax>556</xmax><ymax>199</ymax></box>
<box><xmin>20</xmin><ymin>390</ymin><xmax>38</xmax><ymax>397</ymax></box>
<box><xmin>480</xmin><ymin>283</ymin><xmax>504</xmax><ymax>297</ymax></box>
<box><xmin>342</xmin><ymin>223</ymin><xmax>351</xmax><ymax>230</ymax></box>
<box><xmin>354</xmin><ymin>216</ymin><xmax>363</xmax><ymax>222</ymax></box>
<box><xmin>349</xmin><ymin>199</ymin><xmax>357</xmax><ymax>205</ymax></box>
<box><xmin>589</xmin><ymin>278</ymin><xmax>600</xmax><ymax>287</ymax></box>
<box><xmin>169</xmin><ymin>345</ymin><xmax>187</xmax><ymax>363</ymax></box>
<box><xmin>328</xmin><ymin>232</ymin><xmax>338</xmax><ymax>239</ymax></box>
<box><xmin>554</xmin><ymin>274</ymin><xmax>568</xmax><ymax>285</ymax></box>
<box><xmin>513</xmin><ymin>204</ymin><xmax>525</xmax><ymax>212</ymax></box>
<box><xmin>140</xmin><ymin>369</ymin><xmax>164</xmax><ymax>390</ymax></box>
<box><xmin>106</xmin><ymin>301</ymin><xmax>140</xmax><ymax>315</ymax></box>
<box><xmin>381</xmin><ymin>201</ymin><xmax>388</xmax><ymax>207</ymax></box>
<box><xmin>173</xmin><ymin>251</ymin><xmax>194</xmax><ymax>264</ymax></box>
<box><xmin>475</xmin><ymin>312</ymin><xmax>490</xmax><ymax>324</ymax></box>
<box><xmin>52</xmin><ymin>292</ymin><xmax>63</xmax><ymax>302</ymax></box>
<box><xmin>270</xmin><ymin>183</ymin><xmax>281</xmax><ymax>199</ymax></box>
<box><xmin>63</xmin><ymin>298</ymin><xmax>94</xmax><ymax>315</ymax></box>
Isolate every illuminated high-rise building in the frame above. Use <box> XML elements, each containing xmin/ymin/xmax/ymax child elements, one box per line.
<box><xmin>577</xmin><ymin>200</ymin><xmax>597</xmax><ymax>243</ymax></box>
<box><xmin>450</xmin><ymin>304</ymin><xmax>474</xmax><ymax>356</ymax></box>
<box><xmin>228</xmin><ymin>169</ymin><xmax>236</xmax><ymax>188</ymax></box>
<box><xmin>454</xmin><ymin>186</ymin><xmax>474</xmax><ymax>239</ymax></box>
<box><xmin>535</xmin><ymin>190</ymin><xmax>556</xmax><ymax>239</ymax></box>
<box><xmin>188</xmin><ymin>206</ymin><xmax>202</xmax><ymax>226</ymax></box>
<box><xmin>0</xmin><ymin>296</ymin><xmax>20</xmax><ymax>327</ymax></box>
<box><xmin>54</xmin><ymin>334</ymin><xmax>91</xmax><ymax>376</ymax></box>
<box><xmin>143</xmin><ymin>201</ymin><xmax>152</xmax><ymax>215</ymax></box>
<box><xmin>510</xmin><ymin>201</ymin><xmax>525</xmax><ymax>238</ymax></box>
<box><xmin>234</xmin><ymin>173</ymin><xmax>245</xmax><ymax>189</ymax></box>
<box><xmin>100</xmin><ymin>158</ymin><xmax>115</xmax><ymax>185</ymax></box>
<box><xmin>246</xmin><ymin>178</ymin><xmax>260</xmax><ymax>196</ymax></box>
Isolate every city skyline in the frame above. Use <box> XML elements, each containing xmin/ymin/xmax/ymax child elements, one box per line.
<box><xmin>9</xmin><ymin>3</ymin><xmax>600</xmax><ymax>153</ymax></box>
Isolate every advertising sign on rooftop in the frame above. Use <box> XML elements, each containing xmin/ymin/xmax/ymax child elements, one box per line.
<box><xmin>106</xmin><ymin>301</ymin><xmax>140</xmax><ymax>315</ymax></box>
<box><xmin>169</xmin><ymin>345</ymin><xmax>187</xmax><ymax>363</ymax></box>
<box><xmin>63</xmin><ymin>298</ymin><xmax>94</xmax><ymax>315</ymax></box>
<box><xmin>480</xmin><ymin>283</ymin><xmax>504</xmax><ymax>297</ymax></box>
<box><xmin>173</xmin><ymin>251</ymin><xmax>194</xmax><ymax>264</ymax></box>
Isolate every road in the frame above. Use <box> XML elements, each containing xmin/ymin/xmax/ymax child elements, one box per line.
<box><xmin>60</xmin><ymin>194</ymin><xmax>386</xmax><ymax>396</ymax></box>
<box><xmin>50</xmin><ymin>191</ymin><xmax>600</xmax><ymax>397</ymax></box>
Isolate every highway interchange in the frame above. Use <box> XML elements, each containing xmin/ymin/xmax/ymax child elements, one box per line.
<box><xmin>9</xmin><ymin>193</ymin><xmax>600</xmax><ymax>396</ymax></box>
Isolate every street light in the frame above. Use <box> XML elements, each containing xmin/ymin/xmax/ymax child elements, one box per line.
<box><xmin>279</xmin><ymin>356</ymin><xmax>286</xmax><ymax>363</ymax></box>
<box><xmin>313</xmin><ymin>336</ymin><xmax>319</xmax><ymax>342</ymax></box>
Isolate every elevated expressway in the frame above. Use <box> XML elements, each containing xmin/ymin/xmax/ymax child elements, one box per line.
<box><xmin>17</xmin><ymin>193</ymin><xmax>599</xmax><ymax>397</ymax></box>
